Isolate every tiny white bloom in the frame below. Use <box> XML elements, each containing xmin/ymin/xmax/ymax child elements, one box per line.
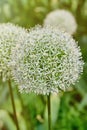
<box><xmin>0</xmin><ymin>23</ymin><xmax>28</xmax><ymax>81</ymax></box>
<box><xmin>11</xmin><ymin>26</ymin><xmax>84</xmax><ymax>95</ymax></box>
<box><xmin>44</xmin><ymin>10</ymin><xmax>77</xmax><ymax>35</ymax></box>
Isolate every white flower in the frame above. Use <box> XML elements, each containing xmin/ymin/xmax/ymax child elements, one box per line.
<box><xmin>44</xmin><ymin>10</ymin><xmax>77</xmax><ymax>35</ymax></box>
<box><xmin>0</xmin><ymin>23</ymin><xmax>28</xmax><ymax>81</ymax></box>
<box><xmin>11</xmin><ymin>26</ymin><xmax>84</xmax><ymax>95</ymax></box>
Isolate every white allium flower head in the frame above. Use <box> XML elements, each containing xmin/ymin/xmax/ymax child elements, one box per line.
<box><xmin>0</xmin><ymin>23</ymin><xmax>28</xmax><ymax>81</ymax></box>
<box><xmin>44</xmin><ymin>10</ymin><xmax>77</xmax><ymax>35</ymax></box>
<box><xmin>11</xmin><ymin>26</ymin><xmax>83</xmax><ymax>95</ymax></box>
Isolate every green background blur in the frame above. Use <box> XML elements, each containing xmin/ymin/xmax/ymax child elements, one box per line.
<box><xmin>0</xmin><ymin>0</ymin><xmax>87</xmax><ymax>130</ymax></box>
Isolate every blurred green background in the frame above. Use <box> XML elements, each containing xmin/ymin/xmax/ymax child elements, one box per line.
<box><xmin>0</xmin><ymin>0</ymin><xmax>87</xmax><ymax>130</ymax></box>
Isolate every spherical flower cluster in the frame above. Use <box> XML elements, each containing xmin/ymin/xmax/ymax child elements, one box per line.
<box><xmin>11</xmin><ymin>26</ymin><xmax>83</xmax><ymax>95</ymax></box>
<box><xmin>44</xmin><ymin>10</ymin><xmax>77</xmax><ymax>35</ymax></box>
<box><xmin>0</xmin><ymin>23</ymin><xmax>28</xmax><ymax>81</ymax></box>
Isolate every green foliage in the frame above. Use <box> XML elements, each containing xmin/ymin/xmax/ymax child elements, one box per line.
<box><xmin>0</xmin><ymin>110</ymin><xmax>16</xmax><ymax>130</ymax></box>
<box><xmin>54</xmin><ymin>92</ymin><xmax>87</xmax><ymax>130</ymax></box>
<box><xmin>0</xmin><ymin>0</ymin><xmax>87</xmax><ymax>130</ymax></box>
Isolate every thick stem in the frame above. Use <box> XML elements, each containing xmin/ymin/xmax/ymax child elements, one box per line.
<box><xmin>8</xmin><ymin>79</ymin><xmax>20</xmax><ymax>130</ymax></box>
<box><xmin>47</xmin><ymin>93</ymin><xmax>51</xmax><ymax>130</ymax></box>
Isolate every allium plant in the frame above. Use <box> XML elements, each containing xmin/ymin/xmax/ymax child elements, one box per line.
<box><xmin>11</xmin><ymin>26</ymin><xmax>83</xmax><ymax>95</ymax></box>
<box><xmin>0</xmin><ymin>23</ymin><xmax>28</xmax><ymax>130</ymax></box>
<box><xmin>44</xmin><ymin>10</ymin><xmax>77</xmax><ymax>35</ymax></box>
<box><xmin>0</xmin><ymin>23</ymin><xmax>28</xmax><ymax>81</ymax></box>
<box><xmin>11</xmin><ymin>25</ymin><xmax>84</xmax><ymax>130</ymax></box>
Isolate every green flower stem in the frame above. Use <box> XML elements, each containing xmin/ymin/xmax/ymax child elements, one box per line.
<box><xmin>47</xmin><ymin>93</ymin><xmax>51</xmax><ymax>130</ymax></box>
<box><xmin>8</xmin><ymin>79</ymin><xmax>20</xmax><ymax>130</ymax></box>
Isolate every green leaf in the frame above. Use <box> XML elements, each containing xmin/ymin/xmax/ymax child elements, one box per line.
<box><xmin>44</xmin><ymin>94</ymin><xmax>60</xmax><ymax>127</ymax></box>
<box><xmin>0</xmin><ymin>110</ymin><xmax>16</xmax><ymax>130</ymax></box>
